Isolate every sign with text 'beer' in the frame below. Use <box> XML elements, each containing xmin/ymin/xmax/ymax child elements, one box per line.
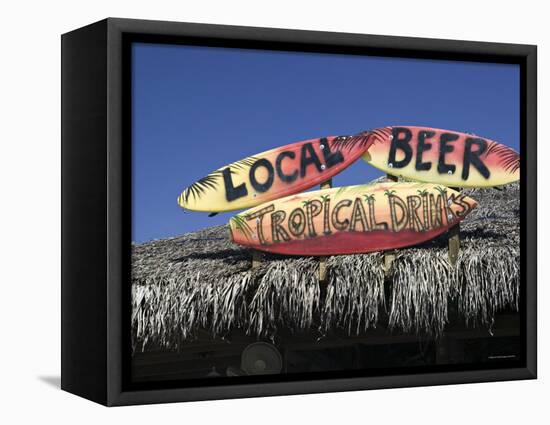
<box><xmin>177</xmin><ymin>134</ymin><xmax>373</xmax><ymax>213</ymax></box>
<box><xmin>229</xmin><ymin>182</ymin><xmax>477</xmax><ymax>256</ymax></box>
<box><xmin>362</xmin><ymin>127</ymin><xmax>520</xmax><ymax>187</ymax></box>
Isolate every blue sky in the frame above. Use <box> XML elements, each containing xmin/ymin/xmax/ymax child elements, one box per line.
<box><xmin>132</xmin><ymin>42</ymin><xmax>519</xmax><ymax>243</ymax></box>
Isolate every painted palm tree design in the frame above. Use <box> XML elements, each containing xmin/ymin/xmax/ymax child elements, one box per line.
<box><xmin>434</xmin><ymin>186</ymin><xmax>447</xmax><ymax>196</ymax></box>
<box><xmin>182</xmin><ymin>156</ymin><xmax>259</xmax><ymax>204</ymax></box>
<box><xmin>335</xmin><ymin>186</ymin><xmax>348</xmax><ymax>197</ymax></box>
<box><xmin>231</xmin><ymin>156</ymin><xmax>258</xmax><ymax>171</ymax></box>
<box><xmin>301</xmin><ymin>199</ymin><xmax>313</xmax><ymax>209</ymax></box>
<box><xmin>181</xmin><ymin>170</ymin><xmax>224</xmax><ymax>204</ymax></box>
<box><xmin>486</xmin><ymin>142</ymin><xmax>520</xmax><ymax>174</ymax></box>
<box><xmin>230</xmin><ymin>215</ymin><xmax>254</xmax><ymax>241</ymax></box>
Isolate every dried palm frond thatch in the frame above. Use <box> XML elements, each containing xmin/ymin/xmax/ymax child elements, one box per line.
<box><xmin>132</xmin><ymin>182</ymin><xmax>519</xmax><ymax>352</ymax></box>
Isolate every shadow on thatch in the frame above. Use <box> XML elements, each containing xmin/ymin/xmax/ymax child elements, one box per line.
<box><xmin>132</xmin><ymin>182</ymin><xmax>519</xmax><ymax>352</ymax></box>
<box><xmin>172</xmin><ymin>248</ymin><xmax>250</xmax><ymax>262</ymax></box>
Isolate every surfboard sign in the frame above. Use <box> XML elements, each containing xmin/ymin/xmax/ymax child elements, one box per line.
<box><xmin>229</xmin><ymin>182</ymin><xmax>477</xmax><ymax>256</ymax></box>
<box><xmin>362</xmin><ymin>126</ymin><xmax>520</xmax><ymax>187</ymax></box>
<box><xmin>177</xmin><ymin>134</ymin><xmax>373</xmax><ymax>213</ymax></box>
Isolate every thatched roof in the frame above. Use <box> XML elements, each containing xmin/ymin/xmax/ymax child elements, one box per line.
<box><xmin>132</xmin><ymin>181</ymin><xmax>519</xmax><ymax>352</ymax></box>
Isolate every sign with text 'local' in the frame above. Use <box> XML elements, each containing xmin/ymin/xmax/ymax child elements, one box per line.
<box><xmin>178</xmin><ymin>134</ymin><xmax>373</xmax><ymax>213</ymax></box>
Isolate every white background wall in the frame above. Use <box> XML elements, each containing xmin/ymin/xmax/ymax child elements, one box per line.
<box><xmin>1</xmin><ymin>0</ymin><xmax>546</xmax><ymax>422</ymax></box>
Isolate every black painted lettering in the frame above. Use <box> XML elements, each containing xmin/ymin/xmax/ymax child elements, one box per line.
<box><xmin>419</xmin><ymin>191</ymin><xmax>430</xmax><ymax>229</ymax></box>
<box><xmin>438</xmin><ymin>133</ymin><xmax>458</xmax><ymax>174</ymax></box>
<box><xmin>406</xmin><ymin>195</ymin><xmax>425</xmax><ymax>232</ymax></box>
<box><xmin>448</xmin><ymin>193</ymin><xmax>471</xmax><ymax>218</ymax></box>
<box><xmin>322</xmin><ymin>196</ymin><xmax>332</xmax><ymax>235</ymax></box>
<box><xmin>275</xmin><ymin>151</ymin><xmax>298</xmax><ymax>183</ymax></box>
<box><xmin>349</xmin><ymin>198</ymin><xmax>369</xmax><ymax>232</ymax></box>
<box><xmin>271</xmin><ymin>210</ymin><xmax>290</xmax><ymax>243</ymax></box>
<box><xmin>428</xmin><ymin>194</ymin><xmax>443</xmax><ymax>228</ymax></box>
<box><xmin>415</xmin><ymin>130</ymin><xmax>435</xmax><ymax>171</ymax></box>
<box><xmin>366</xmin><ymin>198</ymin><xmax>388</xmax><ymax>230</ymax></box>
<box><xmin>320</xmin><ymin>138</ymin><xmax>344</xmax><ymax>168</ymax></box>
<box><xmin>249</xmin><ymin>158</ymin><xmax>275</xmax><ymax>193</ymax></box>
<box><xmin>463</xmin><ymin>137</ymin><xmax>490</xmax><ymax>180</ymax></box>
<box><xmin>458</xmin><ymin>193</ymin><xmax>474</xmax><ymax>212</ymax></box>
<box><xmin>300</xmin><ymin>143</ymin><xmax>323</xmax><ymax>177</ymax></box>
<box><xmin>305</xmin><ymin>200</ymin><xmax>322</xmax><ymax>237</ymax></box>
<box><xmin>388</xmin><ymin>127</ymin><xmax>413</xmax><ymax>169</ymax></box>
<box><xmin>331</xmin><ymin>199</ymin><xmax>352</xmax><ymax>231</ymax></box>
<box><xmin>389</xmin><ymin>195</ymin><xmax>409</xmax><ymax>231</ymax></box>
<box><xmin>245</xmin><ymin>204</ymin><xmax>275</xmax><ymax>245</ymax></box>
<box><xmin>288</xmin><ymin>208</ymin><xmax>306</xmax><ymax>237</ymax></box>
<box><xmin>223</xmin><ymin>167</ymin><xmax>248</xmax><ymax>202</ymax></box>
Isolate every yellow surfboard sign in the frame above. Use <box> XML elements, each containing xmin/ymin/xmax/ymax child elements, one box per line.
<box><xmin>178</xmin><ymin>134</ymin><xmax>372</xmax><ymax>212</ymax></box>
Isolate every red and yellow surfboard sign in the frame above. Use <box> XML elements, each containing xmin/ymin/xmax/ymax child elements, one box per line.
<box><xmin>229</xmin><ymin>182</ymin><xmax>477</xmax><ymax>256</ymax></box>
<box><xmin>362</xmin><ymin>126</ymin><xmax>519</xmax><ymax>187</ymax></box>
<box><xmin>177</xmin><ymin>134</ymin><xmax>373</xmax><ymax>212</ymax></box>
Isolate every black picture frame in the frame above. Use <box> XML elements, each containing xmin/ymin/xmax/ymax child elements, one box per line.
<box><xmin>61</xmin><ymin>17</ymin><xmax>537</xmax><ymax>406</ymax></box>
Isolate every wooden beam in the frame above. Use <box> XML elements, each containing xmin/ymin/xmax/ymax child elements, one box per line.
<box><xmin>251</xmin><ymin>250</ymin><xmax>263</xmax><ymax>269</ymax></box>
<box><xmin>448</xmin><ymin>223</ymin><xmax>460</xmax><ymax>265</ymax></box>
<box><xmin>319</xmin><ymin>258</ymin><xmax>329</xmax><ymax>283</ymax></box>
<box><xmin>448</xmin><ymin>187</ymin><xmax>461</xmax><ymax>265</ymax></box>
<box><xmin>320</xmin><ymin>178</ymin><xmax>332</xmax><ymax>190</ymax></box>
<box><xmin>319</xmin><ymin>178</ymin><xmax>332</xmax><ymax>283</ymax></box>
<box><xmin>383</xmin><ymin>250</ymin><xmax>395</xmax><ymax>278</ymax></box>
<box><xmin>383</xmin><ymin>174</ymin><xmax>398</xmax><ymax>276</ymax></box>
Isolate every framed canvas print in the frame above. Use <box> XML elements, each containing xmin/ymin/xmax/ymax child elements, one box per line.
<box><xmin>61</xmin><ymin>18</ymin><xmax>537</xmax><ymax>406</ymax></box>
